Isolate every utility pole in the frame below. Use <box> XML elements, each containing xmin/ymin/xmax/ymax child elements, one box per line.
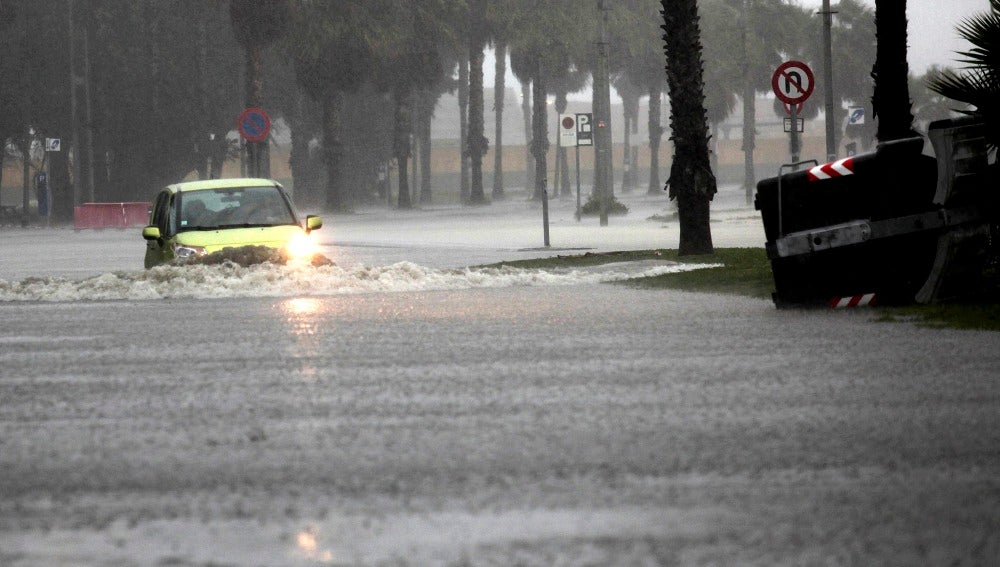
<box><xmin>740</xmin><ymin>0</ymin><xmax>756</xmax><ymax>205</ymax></box>
<box><xmin>595</xmin><ymin>0</ymin><xmax>613</xmax><ymax>226</ymax></box>
<box><xmin>821</xmin><ymin>0</ymin><xmax>837</xmax><ymax>162</ymax></box>
<box><xmin>68</xmin><ymin>0</ymin><xmax>82</xmax><ymax>208</ymax></box>
<box><xmin>82</xmin><ymin>14</ymin><xmax>96</xmax><ymax>202</ymax></box>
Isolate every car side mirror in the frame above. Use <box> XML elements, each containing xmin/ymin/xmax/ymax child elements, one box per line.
<box><xmin>142</xmin><ymin>226</ymin><xmax>161</xmax><ymax>241</ymax></box>
<box><xmin>305</xmin><ymin>215</ymin><xmax>322</xmax><ymax>232</ymax></box>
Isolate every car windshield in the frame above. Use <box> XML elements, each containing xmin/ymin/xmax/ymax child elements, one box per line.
<box><xmin>178</xmin><ymin>186</ymin><xmax>296</xmax><ymax>231</ymax></box>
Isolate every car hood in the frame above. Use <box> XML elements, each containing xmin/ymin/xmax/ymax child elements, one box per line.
<box><xmin>174</xmin><ymin>225</ymin><xmax>305</xmax><ymax>253</ymax></box>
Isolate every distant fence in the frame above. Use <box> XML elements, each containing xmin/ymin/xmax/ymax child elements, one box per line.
<box><xmin>74</xmin><ymin>202</ymin><xmax>150</xmax><ymax>230</ymax></box>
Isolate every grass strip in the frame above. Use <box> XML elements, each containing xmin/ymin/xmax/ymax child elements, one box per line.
<box><xmin>485</xmin><ymin>248</ymin><xmax>1000</xmax><ymax>331</ymax></box>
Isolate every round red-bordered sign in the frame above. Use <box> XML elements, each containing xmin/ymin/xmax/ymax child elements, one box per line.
<box><xmin>771</xmin><ymin>61</ymin><xmax>815</xmax><ymax>105</ymax></box>
<box><xmin>237</xmin><ymin>107</ymin><xmax>271</xmax><ymax>143</ymax></box>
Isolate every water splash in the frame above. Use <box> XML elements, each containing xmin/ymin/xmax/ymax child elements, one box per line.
<box><xmin>0</xmin><ymin>260</ymin><xmax>719</xmax><ymax>303</ymax></box>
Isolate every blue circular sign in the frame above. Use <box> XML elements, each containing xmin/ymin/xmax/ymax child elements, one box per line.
<box><xmin>237</xmin><ymin>107</ymin><xmax>271</xmax><ymax>143</ymax></box>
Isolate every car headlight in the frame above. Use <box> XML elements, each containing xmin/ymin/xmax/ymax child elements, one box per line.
<box><xmin>173</xmin><ymin>244</ymin><xmax>206</xmax><ymax>259</ymax></box>
<box><xmin>284</xmin><ymin>232</ymin><xmax>318</xmax><ymax>261</ymax></box>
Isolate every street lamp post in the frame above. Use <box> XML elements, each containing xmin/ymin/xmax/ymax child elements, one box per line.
<box><xmin>595</xmin><ymin>0</ymin><xmax>613</xmax><ymax>226</ymax></box>
<box><xmin>821</xmin><ymin>0</ymin><xmax>837</xmax><ymax>162</ymax></box>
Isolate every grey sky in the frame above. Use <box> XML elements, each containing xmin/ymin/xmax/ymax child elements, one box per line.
<box><xmin>485</xmin><ymin>0</ymin><xmax>991</xmax><ymax>101</ymax></box>
<box><xmin>799</xmin><ymin>0</ymin><xmax>990</xmax><ymax>73</ymax></box>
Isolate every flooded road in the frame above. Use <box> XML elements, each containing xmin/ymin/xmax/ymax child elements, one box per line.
<box><xmin>3</xmin><ymin>283</ymin><xmax>999</xmax><ymax>565</ymax></box>
<box><xmin>2</xmin><ymin>194</ymin><xmax>999</xmax><ymax>565</ymax></box>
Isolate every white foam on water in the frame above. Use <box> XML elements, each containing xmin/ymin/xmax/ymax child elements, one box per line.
<box><xmin>0</xmin><ymin>260</ymin><xmax>721</xmax><ymax>303</ymax></box>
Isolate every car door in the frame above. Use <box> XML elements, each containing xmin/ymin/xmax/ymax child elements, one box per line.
<box><xmin>144</xmin><ymin>190</ymin><xmax>175</xmax><ymax>268</ymax></box>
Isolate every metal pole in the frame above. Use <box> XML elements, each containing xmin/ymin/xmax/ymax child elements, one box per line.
<box><xmin>741</xmin><ymin>0</ymin><xmax>756</xmax><ymax>206</ymax></box>
<box><xmin>553</xmin><ymin>112</ymin><xmax>560</xmax><ymax>202</ymax></box>
<box><xmin>82</xmin><ymin>19</ymin><xmax>95</xmax><ymax>202</ymax></box>
<box><xmin>790</xmin><ymin>104</ymin><xmax>801</xmax><ymax>164</ymax></box>
<box><xmin>821</xmin><ymin>0</ymin><xmax>837</xmax><ymax>162</ymax></box>
<box><xmin>68</xmin><ymin>0</ymin><xmax>81</xmax><ymax>208</ymax></box>
<box><xmin>542</xmin><ymin>184</ymin><xmax>550</xmax><ymax>247</ymax></box>
<box><xmin>596</xmin><ymin>0</ymin><xmax>612</xmax><ymax>227</ymax></box>
<box><xmin>575</xmin><ymin>144</ymin><xmax>581</xmax><ymax>221</ymax></box>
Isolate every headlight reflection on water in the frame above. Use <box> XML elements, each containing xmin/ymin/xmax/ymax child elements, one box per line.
<box><xmin>296</xmin><ymin>526</ymin><xmax>334</xmax><ymax>563</ymax></box>
<box><xmin>280</xmin><ymin>297</ymin><xmax>324</xmax><ymax>381</ymax></box>
<box><xmin>284</xmin><ymin>297</ymin><xmax>322</xmax><ymax>318</ymax></box>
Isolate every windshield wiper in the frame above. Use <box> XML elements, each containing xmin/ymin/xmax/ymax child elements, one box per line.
<box><xmin>215</xmin><ymin>223</ymin><xmax>273</xmax><ymax>229</ymax></box>
<box><xmin>181</xmin><ymin>225</ymin><xmax>222</xmax><ymax>231</ymax></box>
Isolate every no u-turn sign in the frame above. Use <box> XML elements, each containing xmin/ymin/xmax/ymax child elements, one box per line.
<box><xmin>772</xmin><ymin>61</ymin><xmax>815</xmax><ymax>105</ymax></box>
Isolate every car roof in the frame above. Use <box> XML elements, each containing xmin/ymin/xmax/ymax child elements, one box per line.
<box><xmin>163</xmin><ymin>178</ymin><xmax>281</xmax><ymax>195</ymax></box>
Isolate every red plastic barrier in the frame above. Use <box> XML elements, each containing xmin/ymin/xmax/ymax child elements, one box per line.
<box><xmin>74</xmin><ymin>202</ymin><xmax>151</xmax><ymax>230</ymax></box>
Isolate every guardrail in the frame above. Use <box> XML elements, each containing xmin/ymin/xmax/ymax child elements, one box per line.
<box><xmin>74</xmin><ymin>202</ymin><xmax>151</xmax><ymax>230</ymax></box>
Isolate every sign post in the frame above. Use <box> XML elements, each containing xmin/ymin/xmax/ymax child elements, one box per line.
<box><xmin>772</xmin><ymin>61</ymin><xmax>815</xmax><ymax>165</ymax></box>
<box><xmin>237</xmin><ymin>107</ymin><xmax>271</xmax><ymax>177</ymax></box>
<box><xmin>557</xmin><ymin>112</ymin><xmax>595</xmax><ymax>222</ymax></box>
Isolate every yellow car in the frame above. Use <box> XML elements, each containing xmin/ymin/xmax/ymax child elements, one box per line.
<box><xmin>141</xmin><ymin>178</ymin><xmax>323</xmax><ymax>268</ymax></box>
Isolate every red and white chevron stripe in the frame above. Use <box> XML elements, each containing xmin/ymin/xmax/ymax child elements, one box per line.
<box><xmin>829</xmin><ymin>293</ymin><xmax>876</xmax><ymax>309</ymax></box>
<box><xmin>808</xmin><ymin>157</ymin><xmax>855</xmax><ymax>181</ymax></box>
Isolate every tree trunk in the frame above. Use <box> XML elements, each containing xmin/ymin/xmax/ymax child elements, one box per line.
<box><xmin>458</xmin><ymin>57</ymin><xmax>470</xmax><ymax>203</ymax></box>
<box><xmin>49</xmin><ymin>147</ymin><xmax>73</xmax><ymax>224</ymax></box>
<box><xmin>621</xmin><ymin>94</ymin><xmax>634</xmax><ymax>193</ymax></box>
<box><xmin>872</xmin><ymin>0</ymin><xmax>916</xmax><ymax>142</ymax></box>
<box><xmin>244</xmin><ymin>44</ymin><xmax>268</xmax><ymax>177</ymax></box>
<box><xmin>394</xmin><ymin>91</ymin><xmax>413</xmax><ymax>210</ymax></box>
<box><xmin>20</xmin><ymin>137</ymin><xmax>30</xmax><ymax>227</ymax></box>
<box><xmin>82</xmin><ymin>19</ymin><xmax>96</xmax><ymax>201</ymax></box>
<box><xmin>492</xmin><ymin>41</ymin><xmax>507</xmax><ymax>200</ymax></box>
<box><xmin>417</xmin><ymin>91</ymin><xmax>434</xmax><ymax>205</ymax></box>
<box><xmin>555</xmin><ymin>91</ymin><xmax>571</xmax><ymax>197</ymax></box>
<box><xmin>520</xmin><ymin>79</ymin><xmax>534</xmax><ymax>195</ymax></box>
<box><xmin>468</xmin><ymin>34</ymin><xmax>488</xmax><ymax>204</ymax></box>
<box><xmin>321</xmin><ymin>91</ymin><xmax>346</xmax><ymax>212</ymax></box>
<box><xmin>647</xmin><ymin>86</ymin><xmax>663</xmax><ymax>195</ymax></box>
<box><xmin>530</xmin><ymin>70</ymin><xmax>548</xmax><ymax>201</ymax></box>
<box><xmin>662</xmin><ymin>0</ymin><xmax>716</xmax><ymax>255</ymax></box>
<box><xmin>289</xmin><ymin>91</ymin><xmax>312</xmax><ymax>205</ymax></box>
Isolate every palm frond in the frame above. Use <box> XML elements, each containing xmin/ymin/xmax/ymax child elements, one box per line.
<box><xmin>928</xmin><ymin>1</ymin><xmax>1000</xmax><ymax>148</ymax></box>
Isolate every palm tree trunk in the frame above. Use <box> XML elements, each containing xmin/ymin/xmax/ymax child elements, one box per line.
<box><xmin>872</xmin><ymin>0</ymin><xmax>916</xmax><ymax>142</ymax></box>
<box><xmin>492</xmin><ymin>42</ymin><xmax>507</xmax><ymax>200</ymax></box>
<box><xmin>520</xmin><ymin>79</ymin><xmax>534</xmax><ymax>195</ymax></box>
<box><xmin>468</xmin><ymin>34</ymin><xmax>488</xmax><ymax>204</ymax></box>
<box><xmin>555</xmin><ymin>91</ymin><xmax>571</xmax><ymax>196</ymax></box>
<box><xmin>647</xmin><ymin>86</ymin><xmax>663</xmax><ymax>195</ymax></box>
<box><xmin>417</xmin><ymin>91</ymin><xmax>434</xmax><ymax>205</ymax></box>
<box><xmin>394</xmin><ymin>91</ymin><xmax>413</xmax><ymax>210</ymax></box>
<box><xmin>458</xmin><ymin>57</ymin><xmax>470</xmax><ymax>203</ymax></box>
<box><xmin>662</xmin><ymin>0</ymin><xmax>716</xmax><ymax>255</ymax></box>
<box><xmin>530</xmin><ymin>70</ymin><xmax>548</xmax><ymax>201</ymax></box>
<box><xmin>321</xmin><ymin>91</ymin><xmax>346</xmax><ymax>212</ymax></box>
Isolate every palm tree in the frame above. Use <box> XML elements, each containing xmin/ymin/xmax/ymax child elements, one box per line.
<box><xmin>509</xmin><ymin>1</ymin><xmax>586</xmax><ymax>202</ymax></box>
<box><xmin>871</xmin><ymin>0</ymin><xmax>917</xmax><ymax>142</ymax></box>
<box><xmin>492</xmin><ymin>40</ymin><xmax>509</xmax><ymax>200</ymax></box>
<box><xmin>289</xmin><ymin>1</ymin><xmax>376</xmax><ymax>211</ymax></box>
<box><xmin>487</xmin><ymin>0</ymin><xmax>520</xmax><ymax>201</ymax></box>
<box><xmin>700</xmin><ymin>0</ymin><xmax>814</xmax><ymax>202</ymax></box>
<box><xmin>661</xmin><ymin>0</ymin><xmax>716</xmax><ymax>255</ymax></box>
<box><xmin>229</xmin><ymin>0</ymin><xmax>291</xmax><ymax>177</ymax></box>
<box><xmin>928</xmin><ymin>0</ymin><xmax>1000</xmax><ymax>149</ymax></box>
<box><xmin>467</xmin><ymin>0</ymin><xmax>490</xmax><ymax>204</ymax></box>
<box><xmin>615</xmin><ymin>0</ymin><xmax>669</xmax><ymax>196</ymax></box>
<box><xmin>371</xmin><ymin>0</ymin><xmax>450</xmax><ymax>210</ymax></box>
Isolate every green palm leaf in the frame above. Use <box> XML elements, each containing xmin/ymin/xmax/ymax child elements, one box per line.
<box><xmin>928</xmin><ymin>0</ymin><xmax>1000</xmax><ymax>147</ymax></box>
